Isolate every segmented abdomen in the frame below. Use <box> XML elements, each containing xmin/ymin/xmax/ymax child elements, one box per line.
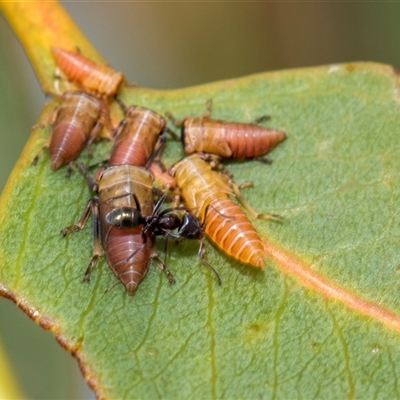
<box><xmin>52</xmin><ymin>47</ymin><xmax>123</xmax><ymax>96</ymax></box>
<box><xmin>169</xmin><ymin>153</ymin><xmax>266</xmax><ymax>268</ymax></box>
<box><xmin>50</xmin><ymin>121</ymin><xmax>87</xmax><ymax>170</ymax></box>
<box><xmin>49</xmin><ymin>92</ymin><xmax>101</xmax><ymax>170</ymax></box>
<box><xmin>202</xmin><ymin>197</ymin><xmax>265</xmax><ymax>268</ymax></box>
<box><xmin>224</xmin><ymin>122</ymin><xmax>286</xmax><ymax>159</ymax></box>
<box><xmin>108</xmin><ymin>140</ymin><xmax>148</xmax><ymax>167</ymax></box>
<box><xmin>108</xmin><ymin>107</ymin><xmax>165</xmax><ymax>167</ymax></box>
<box><xmin>103</xmin><ymin>226</ymin><xmax>152</xmax><ymax>295</ymax></box>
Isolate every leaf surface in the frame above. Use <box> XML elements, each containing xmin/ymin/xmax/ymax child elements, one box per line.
<box><xmin>2</xmin><ymin>63</ymin><xmax>400</xmax><ymax>399</ymax></box>
<box><xmin>2</xmin><ymin>2</ymin><xmax>400</xmax><ymax>399</ymax></box>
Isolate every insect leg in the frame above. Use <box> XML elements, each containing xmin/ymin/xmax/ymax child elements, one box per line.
<box><xmin>85</xmin><ymin>119</ymin><xmax>104</xmax><ymax>159</ymax></box>
<box><xmin>31</xmin><ymin>106</ymin><xmax>60</xmax><ymax>166</ymax></box>
<box><xmin>152</xmin><ymin>186</ymin><xmax>174</xmax><ymax>203</ymax></box>
<box><xmin>111</xmin><ymin>115</ymin><xmax>126</xmax><ymax>142</ymax></box>
<box><xmin>83</xmin><ymin>197</ymin><xmax>102</xmax><ymax>282</ymax></box>
<box><xmin>202</xmin><ymin>203</ymin><xmax>234</xmax><ymax>228</ymax></box>
<box><xmin>204</xmin><ymin>154</ymin><xmax>232</xmax><ymax>177</ymax></box>
<box><xmin>252</xmin><ymin>115</ymin><xmax>271</xmax><ymax>124</ymax></box>
<box><xmin>124</xmin><ymin>242</ymin><xmax>146</xmax><ymax>263</ymax></box>
<box><xmin>145</xmin><ymin>134</ymin><xmax>167</xmax><ymax>169</ymax></box>
<box><xmin>52</xmin><ymin>67</ymin><xmax>68</xmax><ymax>95</ymax></box>
<box><xmin>31</xmin><ymin>144</ymin><xmax>49</xmax><ymax>167</ymax></box>
<box><xmin>65</xmin><ymin>163</ymin><xmax>75</xmax><ymax>179</ymax></box>
<box><xmin>124</xmin><ymin>207</ymin><xmax>148</xmax><ymax>262</ymax></box>
<box><xmin>114</xmin><ymin>95</ymin><xmax>128</xmax><ymax>114</ymax></box>
<box><xmin>152</xmin><ymin>193</ymin><xmax>168</xmax><ymax>214</ymax></box>
<box><xmin>238</xmin><ymin>181</ymin><xmax>254</xmax><ymax>190</ymax></box>
<box><xmin>203</xmin><ymin>99</ymin><xmax>212</xmax><ymax>118</ymax></box>
<box><xmin>99</xmin><ymin>98</ymin><xmax>116</xmax><ymax>135</ymax></box>
<box><xmin>151</xmin><ymin>247</ymin><xmax>175</xmax><ymax>285</ymax></box>
<box><xmin>77</xmin><ymin>163</ymin><xmax>98</xmax><ymax>192</ymax></box>
<box><xmin>197</xmin><ymin>237</ymin><xmax>222</xmax><ymax>285</ymax></box>
<box><xmin>165</xmin><ymin>110</ymin><xmax>187</xmax><ymax>127</ymax></box>
<box><xmin>87</xmin><ymin>159</ymin><xmax>108</xmax><ymax>171</ymax></box>
<box><xmin>60</xmin><ymin>197</ymin><xmax>95</xmax><ymax>236</ymax></box>
<box><xmin>164</xmin><ymin>126</ymin><xmax>179</xmax><ymax>141</ymax></box>
<box><xmin>60</xmin><ymin>197</ymin><xmax>102</xmax><ymax>281</ymax></box>
<box><xmin>253</xmin><ymin>156</ymin><xmax>273</xmax><ymax>164</ymax></box>
<box><xmin>103</xmin><ymin>280</ymin><xmax>120</xmax><ymax>295</ymax></box>
<box><xmin>230</xmin><ymin>181</ymin><xmax>283</xmax><ymax>222</ymax></box>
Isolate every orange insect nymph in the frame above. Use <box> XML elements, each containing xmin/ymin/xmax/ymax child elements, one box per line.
<box><xmin>52</xmin><ymin>47</ymin><xmax>124</xmax><ymax>97</ymax></box>
<box><xmin>169</xmin><ymin>100</ymin><xmax>286</xmax><ymax>160</ymax></box>
<box><xmin>181</xmin><ymin>116</ymin><xmax>286</xmax><ymax>159</ymax></box>
<box><xmin>169</xmin><ymin>153</ymin><xmax>276</xmax><ymax>268</ymax></box>
<box><xmin>32</xmin><ymin>91</ymin><xmax>103</xmax><ymax>171</ymax></box>
<box><xmin>109</xmin><ymin>106</ymin><xmax>166</xmax><ymax>167</ymax></box>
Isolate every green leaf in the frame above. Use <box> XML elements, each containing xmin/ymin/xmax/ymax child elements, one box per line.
<box><xmin>2</xmin><ymin>62</ymin><xmax>400</xmax><ymax>399</ymax></box>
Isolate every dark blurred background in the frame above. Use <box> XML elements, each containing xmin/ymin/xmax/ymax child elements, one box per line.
<box><xmin>1</xmin><ymin>2</ymin><xmax>400</xmax><ymax>398</ymax></box>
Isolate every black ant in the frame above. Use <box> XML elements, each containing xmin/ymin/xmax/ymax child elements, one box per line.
<box><xmin>106</xmin><ymin>193</ymin><xmax>222</xmax><ymax>285</ymax></box>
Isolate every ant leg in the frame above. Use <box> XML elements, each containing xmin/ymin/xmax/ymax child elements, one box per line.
<box><xmin>197</xmin><ymin>237</ymin><xmax>222</xmax><ymax>285</ymax></box>
<box><xmin>152</xmin><ymin>187</ymin><xmax>174</xmax><ymax>203</ymax></box>
<box><xmin>151</xmin><ymin>250</ymin><xmax>175</xmax><ymax>285</ymax></box>
<box><xmin>202</xmin><ymin>204</ymin><xmax>234</xmax><ymax>230</ymax></box>
<box><xmin>152</xmin><ymin>193</ymin><xmax>168</xmax><ymax>214</ymax></box>
<box><xmin>125</xmin><ymin>242</ymin><xmax>147</xmax><ymax>263</ymax></box>
<box><xmin>163</xmin><ymin>236</ymin><xmax>169</xmax><ymax>267</ymax></box>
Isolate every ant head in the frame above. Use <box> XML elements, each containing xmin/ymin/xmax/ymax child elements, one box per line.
<box><xmin>178</xmin><ymin>213</ymin><xmax>202</xmax><ymax>240</ymax></box>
